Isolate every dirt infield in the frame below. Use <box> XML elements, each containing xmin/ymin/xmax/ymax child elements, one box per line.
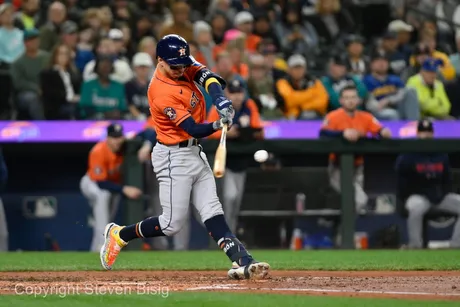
<box><xmin>1</xmin><ymin>271</ymin><xmax>460</xmax><ymax>300</ymax></box>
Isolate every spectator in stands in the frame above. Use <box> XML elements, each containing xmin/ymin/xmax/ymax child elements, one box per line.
<box><xmin>39</xmin><ymin>43</ymin><xmax>80</xmax><ymax>119</ymax></box>
<box><xmin>363</xmin><ymin>51</ymin><xmax>420</xmax><ymax>120</ymax></box>
<box><xmin>11</xmin><ymin>28</ymin><xmax>49</xmax><ymax>120</ymax></box>
<box><xmin>412</xmin><ymin>35</ymin><xmax>456</xmax><ymax>82</ymax></box>
<box><xmin>375</xmin><ymin>31</ymin><xmax>407</xmax><ymax>76</ymax></box>
<box><xmin>159</xmin><ymin>1</ymin><xmax>193</xmax><ymax>43</ymax></box>
<box><xmin>257</xmin><ymin>39</ymin><xmax>286</xmax><ymax>81</ymax></box>
<box><xmin>79</xmin><ymin>55</ymin><xmax>127</xmax><ymax>119</ymax></box>
<box><xmin>0</xmin><ymin>3</ymin><xmax>24</xmax><ymax>117</ymax></box>
<box><xmin>206</xmin><ymin>0</ymin><xmax>237</xmax><ymax>25</ymax></box>
<box><xmin>59</xmin><ymin>20</ymin><xmax>78</xmax><ymax>56</ymax></box>
<box><xmin>64</xmin><ymin>0</ymin><xmax>83</xmax><ymax>25</ymax></box>
<box><xmin>207</xmin><ymin>78</ymin><xmax>264</xmax><ymax>233</ymax></box>
<box><xmin>320</xmin><ymin>85</ymin><xmax>392</xmax><ymax>213</ymax></box>
<box><xmin>274</xmin><ymin>2</ymin><xmax>318</xmax><ymax>58</ymax></box>
<box><xmin>136</xmin><ymin>0</ymin><xmax>171</xmax><ymax>26</ymax></box>
<box><xmin>188</xmin><ymin>40</ymin><xmax>207</xmax><ymax>66</ymax></box>
<box><xmin>401</xmin><ymin>44</ymin><xmax>431</xmax><ymax>82</ymax></box>
<box><xmin>233</xmin><ymin>11</ymin><xmax>261</xmax><ymax>54</ymax></box>
<box><xmin>449</xmin><ymin>32</ymin><xmax>460</xmax><ymax>75</ymax></box>
<box><xmin>276</xmin><ymin>54</ymin><xmax>328</xmax><ymax>120</ymax></box>
<box><xmin>395</xmin><ymin>119</ymin><xmax>460</xmax><ymax>249</ymax></box>
<box><xmin>132</xmin><ymin>12</ymin><xmax>155</xmax><ymax>45</ymax></box>
<box><xmin>226</xmin><ymin>36</ymin><xmax>249</xmax><ymax>80</ymax></box>
<box><xmin>14</xmin><ymin>0</ymin><xmax>41</xmax><ymax>30</ymax></box>
<box><xmin>388</xmin><ymin>19</ymin><xmax>414</xmax><ymax>63</ymax></box>
<box><xmin>83</xmin><ymin>37</ymin><xmax>133</xmax><ymax>84</ymax></box>
<box><xmin>74</xmin><ymin>25</ymin><xmax>95</xmax><ymax>73</ymax></box>
<box><xmin>344</xmin><ymin>34</ymin><xmax>369</xmax><ymax>79</ymax></box>
<box><xmin>247</xmin><ymin>53</ymin><xmax>282</xmax><ymax>119</ymax></box>
<box><xmin>137</xmin><ymin>36</ymin><xmax>157</xmax><ymax>78</ymax></box>
<box><xmin>108</xmin><ymin>28</ymin><xmax>128</xmax><ymax>63</ymax></box>
<box><xmin>213</xmin><ymin>50</ymin><xmax>246</xmax><ymax>91</ymax></box>
<box><xmin>0</xmin><ymin>3</ymin><xmax>25</xmax><ymax>64</ymax></box>
<box><xmin>253</xmin><ymin>13</ymin><xmax>281</xmax><ymax>51</ymax></box>
<box><xmin>321</xmin><ymin>55</ymin><xmax>368</xmax><ymax>112</ymax></box>
<box><xmin>307</xmin><ymin>0</ymin><xmax>354</xmax><ymax>46</ymax></box>
<box><xmin>110</xmin><ymin>0</ymin><xmax>137</xmax><ymax>26</ymax></box>
<box><xmin>125</xmin><ymin>52</ymin><xmax>153</xmax><ymax>121</ymax></box>
<box><xmin>80</xmin><ymin>8</ymin><xmax>103</xmax><ymax>36</ymax></box>
<box><xmin>193</xmin><ymin>21</ymin><xmax>215</xmax><ymax>68</ymax></box>
<box><xmin>98</xmin><ymin>6</ymin><xmax>113</xmax><ymax>37</ymax></box>
<box><xmin>208</xmin><ymin>11</ymin><xmax>230</xmax><ymax>45</ymax></box>
<box><xmin>38</xmin><ymin>1</ymin><xmax>67</xmax><ymax>51</ymax></box>
<box><xmin>406</xmin><ymin>58</ymin><xmax>452</xmax><ymax>120</ymax></box>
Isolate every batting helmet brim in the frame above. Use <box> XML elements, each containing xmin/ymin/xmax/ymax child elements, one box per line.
<box><xmin>163</xmin><ymin>55</ymin><xmax>194</xmax><ymax>66</ymax></box>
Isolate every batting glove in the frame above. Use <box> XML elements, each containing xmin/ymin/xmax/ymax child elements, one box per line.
<box><xmin>215</xmin><ymin>96</ymin><xmax>235</xmax><ymax>118</ymax></box>
<box><xmin>212</xmin><ymin>116</ymin><xmax>232</xmax><ymax>130</ymax></box>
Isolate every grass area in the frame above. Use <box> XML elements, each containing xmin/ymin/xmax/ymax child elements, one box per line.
<box><xmin>0</xmin><ymin>250</ymin><xmax>459</xmax><ymax>271</ymax></box>
<box><xmin>0</xmin><ymin>293</ymin><xmax>458</xmax><ymax>307</ymax></box>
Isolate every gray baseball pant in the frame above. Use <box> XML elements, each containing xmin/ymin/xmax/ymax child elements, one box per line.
<box><xmin>222</xmin><ymin>169</ymin><xmax>247</xmax><ymax>234</ymax></box>
<box><xmin>405</xmin><ymin>193</ymin><xmax>460</xmax><ymax>248</ymax></box>
<box><xmin>328</xmin><ymin>163</ymin><xmax>368</xmax><ymax>211</ymax></box>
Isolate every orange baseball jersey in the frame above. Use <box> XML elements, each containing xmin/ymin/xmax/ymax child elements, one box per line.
<box><xmin>207</xmin><ymin>98</ymin><xmax>263</xmax><ymax>139</ymax></box>
<box><xmin>147</xmin><ymin>64</ymin><xmax>206</xmax><ymax>145</ymax></box>
<box><xmin>321</xmin><ymin>108</ymin><xmax>383</xmax><ymax>165</ymax></box>
<box><xmin>86</xmin><ymin>141</ymin><xmax>123</xmax><ymax>183</ymax></box>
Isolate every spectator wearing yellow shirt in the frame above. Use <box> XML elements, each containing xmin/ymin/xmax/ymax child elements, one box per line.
<box><xmin>275</xmin><ymin>54</ymin><xmax>328</xmax><ymax>120</ymax></box>
<box><xmin>406</xmin><ymin>58</ymin><xmax>452</xmax><ymax>120</ymax></box>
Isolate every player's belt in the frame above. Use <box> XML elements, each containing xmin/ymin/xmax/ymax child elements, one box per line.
<box><xmin>158</xmin><ymin>139</ymin><xmax>199</xmax><ymax>148</ymax></box>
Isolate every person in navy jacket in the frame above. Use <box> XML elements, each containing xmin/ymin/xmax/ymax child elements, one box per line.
<box><xmin>395</xmin><ymin>119</ymin><xmax>460</xmax><ymax>249</ymax></box>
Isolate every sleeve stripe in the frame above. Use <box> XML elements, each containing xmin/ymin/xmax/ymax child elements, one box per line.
<box><xmin>176</xmin><ymin>113</ymin><xmax>191</xmax><ymax>125</ymax></box>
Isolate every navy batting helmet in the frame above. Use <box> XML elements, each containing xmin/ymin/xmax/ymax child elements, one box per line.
<box><xmin>156</xmin><ymin>34</ymin><xmax>194</xmax><ymax>66</ymax></box>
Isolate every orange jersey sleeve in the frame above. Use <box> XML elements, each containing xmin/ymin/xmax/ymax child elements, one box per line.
<box><xmin>364</xmin><ymin>113</ymin><xmax>383</xmax><ymax>135</ymax></box>
<box><xmin>321</xmin><ymin>112</ymin><xmax>339</xmax><ymax>130</ymax></box>
<box><xmin>88</xmin><ymin>145</ymin><xmax>108</xmax><ymax>182</ymax></box>
<box><xmin>247</xmin><ymin>99</ymin><xmax>263</xmax><ymax>128</ymax></box>
<box><xmin>206</xmin><ymin>106</ymin><xmax>221</xmax><ymax>139</ymax></box>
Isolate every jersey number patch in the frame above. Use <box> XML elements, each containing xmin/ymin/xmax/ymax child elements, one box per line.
<box><xmin>190</xmin><ymin>92</ymin><xmax>199</xmax><ymax>109</ymax></box>
<box><xmin>164</xmin><ymin>107</ymin><xmax>177</xmax><ymax>120</ymax></box>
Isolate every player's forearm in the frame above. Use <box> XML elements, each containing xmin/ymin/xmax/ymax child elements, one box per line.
<box><xmin>97</xmin><ymin>180</ymin><xmax>123</xmax><ymax>193</ymax></box>
<box><xmin>206</xmin><ymin>79</ymin><xmax>225</xmax><ymax>102</ymax></box>
<box><xmin>179</xmin><ymin>117</ymin><xmax>216</xmax><ymax>138</ymax></box>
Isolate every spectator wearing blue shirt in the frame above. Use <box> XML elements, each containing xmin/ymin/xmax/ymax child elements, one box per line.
<box><xmin>363</xmin><ymin>51</ymin><xmax>419</xmax><ymax>120</ymax></box>
<box><xmin>321</xmin><ymin>55</ymin><xmax>368</xmax><ymax>112</ymax></box>
<box><xmin>376</xmin><ymin>31</ymin><xmax>408</xmax><ymax>77</ymax></box>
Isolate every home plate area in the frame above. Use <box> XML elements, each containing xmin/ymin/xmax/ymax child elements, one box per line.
<box><xmin>1</xmin><ymin>271</ymin><xmax>459</xmax><ymax>301</ymax></box>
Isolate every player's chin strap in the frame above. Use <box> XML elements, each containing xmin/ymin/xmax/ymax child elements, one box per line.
<box><xmin>217</xmin><ymin>235</ymin><xmax>254</xmax><ymax>267</ymax></box>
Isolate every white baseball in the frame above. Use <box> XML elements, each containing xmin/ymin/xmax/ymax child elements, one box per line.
<box><xmin>254</xmin><ymin>150</ymin><xmax>269</xmax><ymax>163</ymax></box>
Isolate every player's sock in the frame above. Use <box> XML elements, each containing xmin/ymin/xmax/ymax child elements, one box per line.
<box><xmin>204</xmin><ymin>214</ymin><xmax>254</xmax><ymax>266</ymax></box>
<box><xmin>119</xmin><ymin>217</ymin><xmax>165</xmax><ymax>242</ymax></box>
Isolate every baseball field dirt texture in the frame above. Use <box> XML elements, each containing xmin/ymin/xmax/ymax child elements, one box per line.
<box><xmin>0</xmin><ymin>250</ymin><xmax>459</xmax><ymax>306</ymax></box>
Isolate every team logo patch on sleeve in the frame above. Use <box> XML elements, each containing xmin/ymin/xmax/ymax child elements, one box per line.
<box><xmin>94</xmin><ymin>167</ymin><xmax>102</xmax><ymax>175</ymax></box>
<box><xmin>163</xmin><ymin>107</ymin><xmax>177</xmax><ymax>120</ymax></box>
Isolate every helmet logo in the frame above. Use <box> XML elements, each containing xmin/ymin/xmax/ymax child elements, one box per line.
<box><xmin>178</xmin><ymin>48</ymin><xmax>186</xmax><ymax>56</ymax></box>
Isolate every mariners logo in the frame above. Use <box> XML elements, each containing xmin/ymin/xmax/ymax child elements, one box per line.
<box><xmin>164</xmin><ymin>107</ymin><xmax>177</xmax><ymax>120</ymax></box>
<box><xmin>178</xmin><ymin>47</ymin><xmax>186</xmax><ymax>56</ymax></box>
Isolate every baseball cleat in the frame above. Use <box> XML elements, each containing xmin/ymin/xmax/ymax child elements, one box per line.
<box><xmin>100</xmin><ymin>223</ymin><xmax>127</xmax><ymax>270</ymax></box>
<box><xmin>227</xmin><ymin>261</ymin><xmax>270</xmax><ymax>280</ymax></box>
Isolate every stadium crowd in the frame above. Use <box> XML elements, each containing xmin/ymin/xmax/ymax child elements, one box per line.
<box><xmin>0</xmin><ymin>0</ymin><xmax>460</xmax><ymax>122</ymax></box>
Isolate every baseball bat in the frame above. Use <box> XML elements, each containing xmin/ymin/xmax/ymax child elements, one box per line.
<box><xmin>213</xmin><ymin>124</ymin><xmax>228</xmax><ymax>178</ymax></box>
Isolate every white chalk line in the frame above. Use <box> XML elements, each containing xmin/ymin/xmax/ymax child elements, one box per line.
<box><xmin>185</xmin><ymin>284</ymin><xmax>460</xmax><ymax>297</ymax></box>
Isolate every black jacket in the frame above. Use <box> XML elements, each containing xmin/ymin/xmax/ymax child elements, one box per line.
<box><xmin>395</xmin><ymin>153</ymin><xmax>452</xmax><ymax>204</ymax></box>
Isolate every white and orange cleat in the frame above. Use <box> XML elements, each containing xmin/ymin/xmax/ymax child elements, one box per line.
<box><xmin>100</xmin><ymin>223</ymin><xmax>128</xmax><ymax>270</ymax></box>
<box><xmin>227</xmin><ymin>261</ymin><xmax>270</xmax><ymax>280</ymax></box>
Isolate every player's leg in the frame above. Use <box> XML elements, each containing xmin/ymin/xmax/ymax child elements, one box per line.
<box><xmin>193</xmin><ymin>147</ymin><xmax>269</xmax><ymax>280</ymax></box>
<box><xmin>436</xmin><ymin>193</ymin><xmax>460</xmax><ymax>248</ymax></box>
<box><xmin>80</xmin><ymin>175</ymin><xmax>110</xmax><ymax>252</ymax></box>
<box><xmin>222</xmin><ymin>169</ymin><xmax>242</xmax><ymax>233</ymax></box>
<box><xmin>0</xmin><ymin>197</ymin><xmax>8</xmax><ymax>251</ymax></box>
<box><xmin>100</xmin><ymin>145</ymin><xmax>193</xmax><ymax>270</ymax></box>
<box><xmin>354</xmin><ymin>165</ymin><xmax>369</xmax><ymax>213</ymax></box>
<box><xmin>405</xmin><ymin>194</ymin><xmax>431</xmax><ymax>248</ymax></box>
<box><xmin>173</xmin><ymin>209</ymin><xmax>192</xmax><ymax>250</ymax></box>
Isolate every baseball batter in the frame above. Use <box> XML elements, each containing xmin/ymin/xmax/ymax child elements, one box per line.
<box><xmin>100</xmin><ymin>35</ymin><xmax>270</xmax><ymax>280</ymax></box>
